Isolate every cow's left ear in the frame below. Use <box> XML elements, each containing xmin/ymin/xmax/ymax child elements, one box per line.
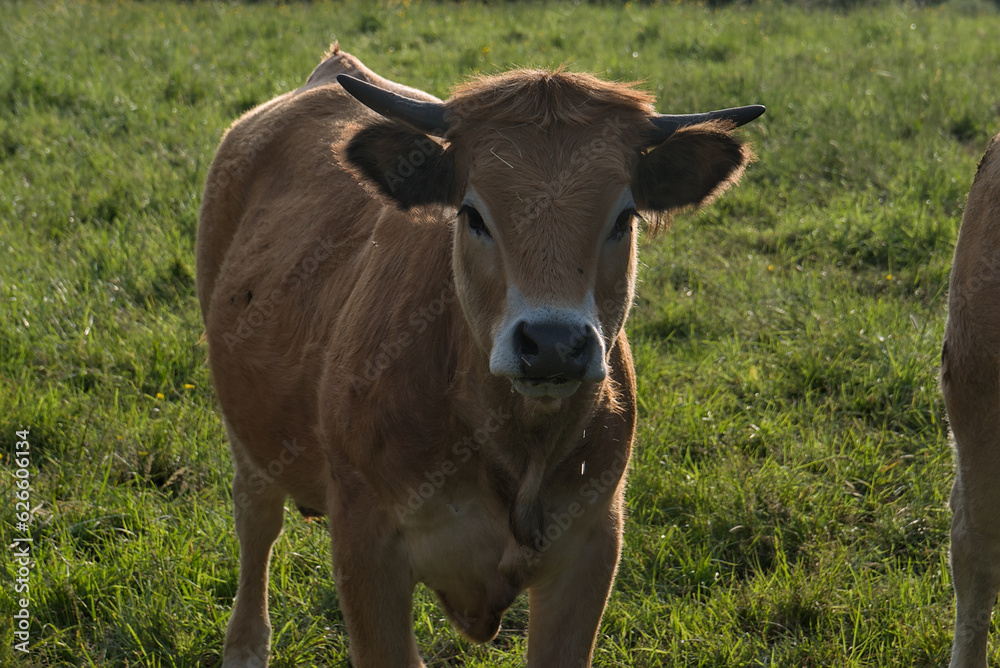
<box><xmin>632</xmin><ymin>124</ymin><xmax>752</xmax><ymax>212</ymax></box>
<box><xmin>343</xmin><ymin>120</ymin><xmax>455</xmax><ymax>208</ymax></box>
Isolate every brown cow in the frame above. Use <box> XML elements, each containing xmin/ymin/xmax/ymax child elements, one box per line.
<box><xmin>943</xmin><ymin>132</ymin><xmax>1000</xmax><ymax>668</ymax></box>
<box><xmin>197</xmin><ymin>44</ymin><xmax>762</xmax><ymax>667</ymax></box>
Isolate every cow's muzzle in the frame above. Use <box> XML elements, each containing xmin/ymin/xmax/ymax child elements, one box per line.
<box><xmin>491</xmin><ymin>310</ymin><xmax>607</xmax><ymax>399</ymax></box>
<box><xmin>489</xmin><ymin>287</ymin><xmax>608</xmax><ymax>399</ymax></box>
<box><xmin>515</xmin><ymin>320</ymin><xmax>600</xmax><ymax>382</ymax></box>
<box><xmin>510</xmin><ymin>320</ymin><xmax>604</xmax><ymax>399</ymax></box>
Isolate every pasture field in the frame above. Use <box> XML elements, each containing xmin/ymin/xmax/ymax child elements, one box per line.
<box><xmin>2</xmin><ymin>0</ymin><xmax>999</xmax><ymax>665</ymax></box>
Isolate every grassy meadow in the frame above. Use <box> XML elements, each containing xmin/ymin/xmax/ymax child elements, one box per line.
<box><xmin>2</xmin><ymin>0</ymin><xmax>1000</xmax><ymax>665</ymax></box>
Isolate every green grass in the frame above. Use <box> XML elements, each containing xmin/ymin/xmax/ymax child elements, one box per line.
<box><xmin>1</xmin><ymin>0</ymin><xmax>998</xmax><ymax>665</ymax></box>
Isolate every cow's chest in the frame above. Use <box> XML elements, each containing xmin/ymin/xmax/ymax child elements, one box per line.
<box><xmin>395</xmin><ymin>463</ymin><xmax>605</xmax><ymax>638</ymax></box>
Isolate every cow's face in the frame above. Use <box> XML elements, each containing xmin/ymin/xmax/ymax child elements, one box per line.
<box><xmin>342</xmin><ymin>72</ymin><xmax>755</xmax><ymax>404</ymax></box>
<box><xmin>448</xmin><ymin>123</ymin><xmax>639</xmax><ymax>402</ymax></box>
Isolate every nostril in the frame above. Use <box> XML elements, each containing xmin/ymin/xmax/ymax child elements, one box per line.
<box><xmin>568</xmin><ymin>330</ymin><xmax>588</xmax><ymax>361</ymax></box>
<box><xmin>557</xmin><ymin>337</ymin><xmax>587</xmax><ymax>366</ymax></box>
<box><xmin>516</xmin><ymin>321</ymin><xmax>540</xmax><ymax>360</ymax></box>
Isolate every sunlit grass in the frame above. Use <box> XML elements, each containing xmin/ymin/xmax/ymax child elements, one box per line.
<box><xmin>2</xmin><ymin>0</ymin><xmax>998</xmax><ymax>664</ymax></box>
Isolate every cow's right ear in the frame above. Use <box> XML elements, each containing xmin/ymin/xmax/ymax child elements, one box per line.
<box><xmin>344</xmin><ymin>121</ymin><xmax>455</xmax><ymax>208</ymax></box>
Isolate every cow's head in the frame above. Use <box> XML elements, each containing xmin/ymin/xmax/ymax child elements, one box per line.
<box><xmin>340</xmin><ymin>70</ymin><xmax>762</xmax><ymax>404</ymax></box>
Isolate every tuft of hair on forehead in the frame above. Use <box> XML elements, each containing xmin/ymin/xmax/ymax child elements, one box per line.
<box><xmin>445</xmin><ymin>68</ymin><xmax>657</xmax><ymax>130</ymax></box>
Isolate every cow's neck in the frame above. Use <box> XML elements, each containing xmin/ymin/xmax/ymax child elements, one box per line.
<box><xmin>451</xmin><ymin>333</ymin><xmax>606</xmax><ymax>548</ymax></box>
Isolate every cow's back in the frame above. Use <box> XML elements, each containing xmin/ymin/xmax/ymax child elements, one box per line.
<box><xmin>199</xmin><ymin>46</ymin><xmax>426</xmax><ymax>314</ymax></box>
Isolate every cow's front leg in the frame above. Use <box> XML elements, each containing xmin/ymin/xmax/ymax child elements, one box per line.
<box><xmin>330</xmin><ymin>485</ymin><xmax>423</xmax><ymax>668</ymax></box>
<box><xmin>223</xmin><ymin>444</ymin><xmax>287</xmax><ymax>668</ymax></box>
<box><xmin>526</xmin><ymin>502</ymin><xmax>624</xmax><ymax>668</ymax></box>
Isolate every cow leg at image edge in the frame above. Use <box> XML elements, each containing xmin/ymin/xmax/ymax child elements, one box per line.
<box><xmin>950</xmin><ymin>483</ymin><xmax>1000</xmax><ymax>668</ymax></box>
<box><xmin>948</xmin><ymin>416</ymin><xmax>1000</xmax><ymax>668</ymax></box>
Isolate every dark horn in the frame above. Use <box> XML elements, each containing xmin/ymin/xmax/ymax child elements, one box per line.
<box><xmin>650</xmin><ymin>104</ymin><xmax>765</xmax><ymax>141</ymax></box>
<box><xmin>337</xmin><ymin>74</ymin><xmax>449</xmax><ymax>137</ymax></box>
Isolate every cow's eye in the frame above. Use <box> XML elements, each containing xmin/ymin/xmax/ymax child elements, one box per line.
<box><xmin>608</xmin><ymin>208</ymin><xmax>636</xmax><ymax>242</ymax></box>
<box><xmin>460</xmin><ymin>204</ymin><xmax>491</xmax><ymax>239</ymax></box>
